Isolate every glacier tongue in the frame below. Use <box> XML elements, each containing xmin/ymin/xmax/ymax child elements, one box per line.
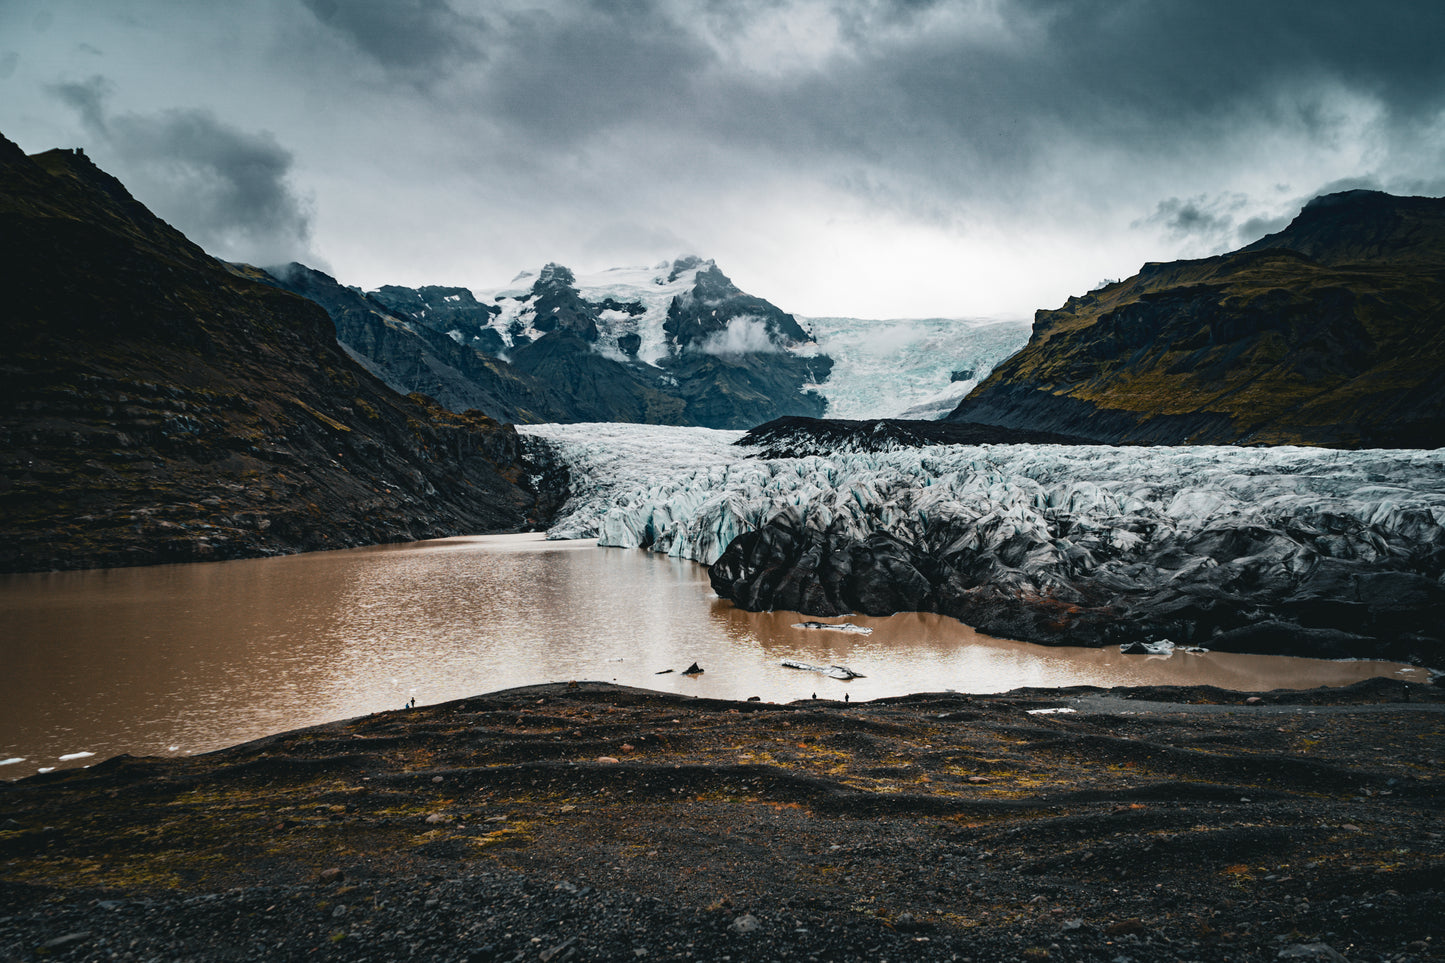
<box><xmin>519</xmin><ymin>423</ymin><xmax>1445</xmax><ymax>663</ymax></box>
<box><xmin>520</xmin><ymin>423</ymin><xmax>748</xmax><ymax>546</ymax></box>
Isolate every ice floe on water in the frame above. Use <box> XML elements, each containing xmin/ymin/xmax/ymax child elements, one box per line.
<box><xmin>793</xmin><ymin>621</ymin><xmax>873</xmax><ymax>634</ymax></box>
<box><xmin>781</xmin><ymin>659</ymin><xmax>865</xmax><ymax>680</ymax></box>
<box><xmin>58</xmin><ymin>751</ymin><xmax>95</xmax><ymax>761</ymax></box>
<box><xmin>0</xmin><ymin>757</ymin><xmax>24</xmax><ymax>767</ymax></box>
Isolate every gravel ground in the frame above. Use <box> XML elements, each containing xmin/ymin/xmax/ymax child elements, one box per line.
<box><xmin>2</xmin><ymin>678</ymin><xmax>1441</xmax><ymax>962</ymax></box>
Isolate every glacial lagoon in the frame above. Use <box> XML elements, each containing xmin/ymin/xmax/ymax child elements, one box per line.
<box><xmin>0</xmin><ymin>533</ymin><xmax>1427</xmax><ymax>780</ymax></box>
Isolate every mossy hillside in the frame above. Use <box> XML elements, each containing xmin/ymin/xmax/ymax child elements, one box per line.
<box><xmin>950</xmin><ymin>191</ymin><xmax>1445</xmax><ymax>448</ymax></box>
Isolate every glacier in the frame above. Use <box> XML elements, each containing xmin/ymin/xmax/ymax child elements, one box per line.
<box><xmin>799</xmin><ymin>315</ymin><xmax>1031</xmax><ymax>420</ymax></box>
<box><xmin>520</xmin><ymin>423</ymin><xmax>1445</xmax><ymax>665</ymax></box>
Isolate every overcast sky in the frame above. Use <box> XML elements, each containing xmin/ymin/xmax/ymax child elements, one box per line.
<box><xmin>3</xmin><ymin>1</ymin><xmax>1442</xmax><ymax>318</ymax></box>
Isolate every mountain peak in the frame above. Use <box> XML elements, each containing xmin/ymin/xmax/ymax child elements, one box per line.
<box><xmin>666</xmin><ymin>255</ymin><xmax>711</xmax><ymax>282</ymax></box>
<box><xmin>536</xmin><ymin>262</ymin><xmax>577</xmax><ymax>289</ymax></box>
<box><xmin>1301</xmin><ymin>188</ymin><xmax>1391</xmax><ymax>211</ymax></box>
<box><xmin>951</xmin><ymin>188</ymin><xmax>1445</xmax><ymax>448</ymax></box>
<box><xmin>1244</xmin><ymin>188</ymin><xmax>1445</xmax><ymax>267</ymax></box>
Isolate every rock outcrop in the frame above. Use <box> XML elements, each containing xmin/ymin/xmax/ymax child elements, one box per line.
<box><xmin>738</xmin><ymin>415</ymin><xmax>1089</xmax><ymax>458</ymax></box>
<box><xmin>0</xmin><ymin>133</ymin><xmax>535</xmax><ymax>573</ymax></box>
<box><xmin>948</xmin><ymin>190</ymin><xmax>1445</xmax><ymax>448</ymax></box>
<box><xmin>262</xmin><ymin>263</ymin><xmax>571</xmax><ymax>425</ymax></box>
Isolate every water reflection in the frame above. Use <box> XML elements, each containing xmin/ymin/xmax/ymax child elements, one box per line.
<box><xmin>0</xmin><ymin>533</ymin><xmax>1425</xmax><ymax>779</ymax></box>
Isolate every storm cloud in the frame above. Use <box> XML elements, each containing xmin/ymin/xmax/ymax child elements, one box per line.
<box><xmin>3</xmin><ymin>0</ymin><xmax>1442</xmax><ymax>316</ymax></box>
<box><xmin>49</xmin><ymin>75</ymin><xmax>317</xmax><ymax>268</ymax></box>
<box><xmin>299</xmin><ymin>0</ymin><xmax>486</xmax><ymax>76</ymax></box>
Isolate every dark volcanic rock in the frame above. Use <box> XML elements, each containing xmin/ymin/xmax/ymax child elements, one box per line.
<box><xmin>505</xmin><ymin>331</ymin><xmax>687</xmax><ymax>424</ymax></box>
<box><xmin>3</xmin><ymin>680</ymin><xmax>1441</xmax><ymax>963</ymax></box>
<box><xmin>948</xmin><ymin>190</ymin><xmax>1445</xmax><ymax>448</ymax></box>
<box><xmin>368</xmin><ymin>283</ymin><xmax>506</xmax><ymax>356</ymax></box>
<box><xmin>739</xmin><ymin>415</ymin><xmax>1090</xmax><ymax>458</ymax></box>
<box><xmin>664</xmin><ymin>261</ymin><xmax>812</xmax><ymax>350</ymax></box>
<box><xmin>709</xmin><ymin>502</ymin><xmax>1444</xmax><ymax>665</ymax></box>
<box><xmin>527</xmin><ymin>263</ymin><xmax>601</xmax><ymax>341</ymax></box>
<box><xmin>264</xmin><ymin>262</ymin><xmax>572</xmax><ymax>425</ymax></box>
<box><xmin>659</xmin><ymin>352</ymin><xmax>833</xmax><ymax>427</ymax></box>
<box><xmin>0</xmin><ymin>134</ymin><xmax>537</xmax><ymax>573</ymax></box>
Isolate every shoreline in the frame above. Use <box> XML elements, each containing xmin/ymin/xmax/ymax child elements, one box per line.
<box><xmin>8</xmin><ymin>531</ymin><xmax>1432</xmax><ymax>785</ymax></box>
<box><xmin>2</xmin><ymin>678</ymin><xmax>1441</xmax><ymax>961</ymax></box>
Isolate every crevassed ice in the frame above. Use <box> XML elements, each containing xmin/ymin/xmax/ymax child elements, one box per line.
<box><xmin>519</xmin><ymin>424</ymin><xmax>1445</xmax><ymax>575</ymax></box>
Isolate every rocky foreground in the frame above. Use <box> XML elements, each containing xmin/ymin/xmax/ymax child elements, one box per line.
<box><xmin>2</xmin><ymin>679</ymin><xmax>1442</xmax><ymax>962</ymax></box>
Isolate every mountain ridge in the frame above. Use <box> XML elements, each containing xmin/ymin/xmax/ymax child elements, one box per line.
<box><xmin>269</xmin><ymin>255</ymin><xmax>835</xmax><ymax>429</ymax></box>
<box><xmin>0</xmin><ymin>133</ymin><xmax>536</xmax><ymax>573</ymax></box>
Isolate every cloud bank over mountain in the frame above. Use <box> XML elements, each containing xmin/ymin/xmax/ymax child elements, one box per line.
<box><xmin>3</xmin><ymin>0</ymin><xmax>1442</xmax><ymax>316</ymax></box>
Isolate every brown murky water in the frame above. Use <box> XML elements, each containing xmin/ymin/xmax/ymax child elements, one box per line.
<box><xmin>0</xmin><ymin>533</ymin><xmax>1426</xmax><ymax>779</ymax></box>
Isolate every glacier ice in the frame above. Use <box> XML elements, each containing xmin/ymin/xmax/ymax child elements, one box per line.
<box><xmin>780</xmin><ymin>659</ymin><xmax>865</xmax><ymax>679</ymax></box>
<box><xmin>522</xmin><ymin>422</ymin><xmax>1445</xmax><ymax>569</ymax></box>
<box><xmin>792</xmin><ymin>621</ymin><xmax>873</xmax><ymax>635</ymax></box>
<box><xmin>800</xmin><ymin>316</ymin><xmax>1031</xmax><ymax>419</ymax></box>
<box><xmin>520</xmin><ymin>422</ymin><xmax>1445</xmax><ymax>663</ymax></box>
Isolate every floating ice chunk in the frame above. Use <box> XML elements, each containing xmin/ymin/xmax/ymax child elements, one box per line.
<box><xmin>0</xmin><ymin>757</ymin><xmax>24</xmax><ymax>766</ymax></box>
<box><xmin>58</xmin><ymin>751</ymin><xmax>96</xmax><ymax>761</ymax></box>
<box><xmin>792</xmin><ymin>621</ymin><xmax>873</xmax><ymax>635</ymax></box>
<box><xmin>37</xmin><ymin>767</ymin><xmax>54</xmax><ymax>773</ymax></box>
<box><xmin>781</xmin><ymin>658</ymin><xmax>866</xmax><ymax>680</ymax></box>
<box><xmin>1026</xmin><ymin>707</ymin><xmax>1078</xmax><ymax>715</ymax></box>
<box><xmin>1120</xmin><ymin>640</ymin><xmax>1175</xmax><ymax>656</ymax></box>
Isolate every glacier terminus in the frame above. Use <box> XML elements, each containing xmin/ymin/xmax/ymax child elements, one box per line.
<box><xmin>521</xmin><ymin>422</ymin><xmax>1445</xmax><ymax>667</ymax></box>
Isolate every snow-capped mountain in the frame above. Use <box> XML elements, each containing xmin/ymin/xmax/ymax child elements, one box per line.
<box><xmin>270</xmin><ymin>257</ymin><xmax>834</xmax><ymax>429</ymax></box>
<box><xmin>470</xmin><ymin>262</ymin><xmax>1031</xmax><ymax>420</ymax></box>
<box><xmin>520</xmin><ymin>422</ymin><xmax>1445</xmax><ymax>665</ymax></box>
<box><xmin>462</xmin><ymin>258</ymin><xmax>1035</xmax><ymax>423</ymax></box>
<box><xmin>475</xmin><ymin>257</ymin><xmax>814</xmax><ymax>365</ymax></box>
<box><xmin>274</xmin><ymin>252</ymin><xmax>1039</xmax><ymax>427</ymax></box>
